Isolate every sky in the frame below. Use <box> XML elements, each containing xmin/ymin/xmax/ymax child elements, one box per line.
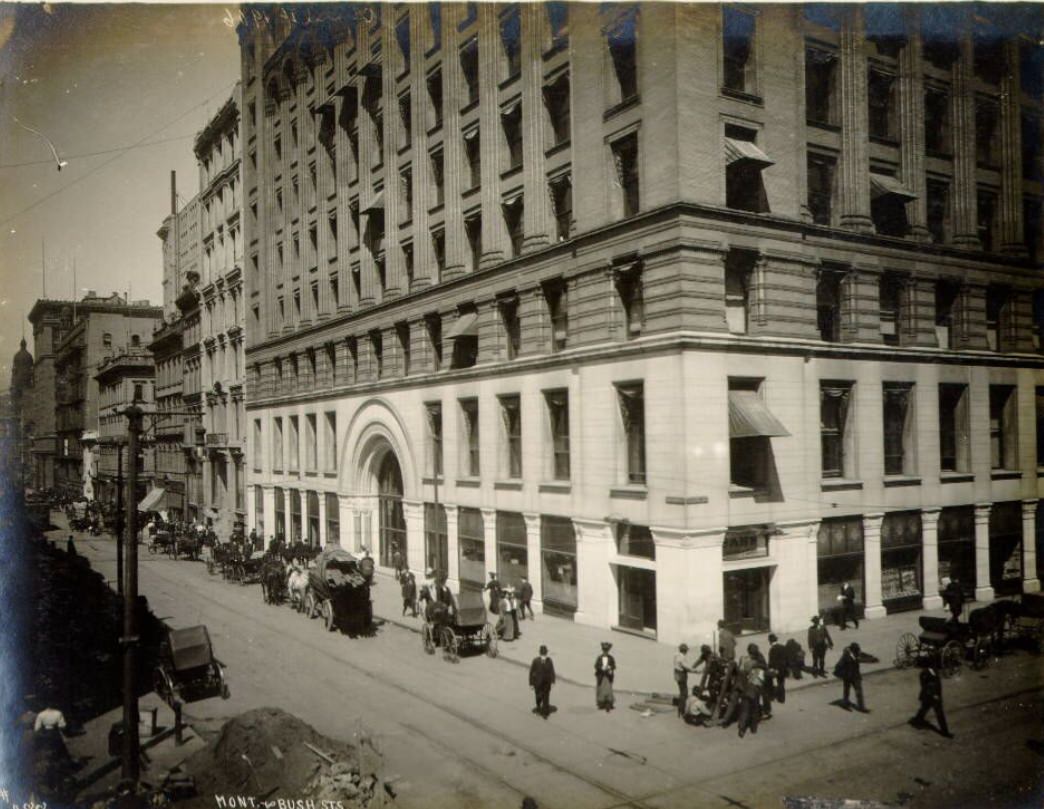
<box><xmin>0</xmin><ymin>2</ymin><xmax>240</xmax><ymax>381</ymax></box>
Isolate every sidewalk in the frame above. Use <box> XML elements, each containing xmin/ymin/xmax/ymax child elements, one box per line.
<box><xmin>370</xmin><ymin>572</ymin><xmax>963</xmax><ymax>697</ymax></box>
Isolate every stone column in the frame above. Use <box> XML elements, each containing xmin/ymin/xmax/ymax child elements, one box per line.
<box><xmin>520</xmin><ymin>4</ymin><xmax>552</xmax><ymax>252</ymax></box>
<box><xmin>284</xmin><ymin>490</ymin><xmax>293</xmax><ymax>541</ymax></box>
<box><xmin>1022</xmin><ymin>499</ymin><xmax>1041</xmax><ymax>593</ymax></box>
<box><xmin>338</xmin><ymin>493</ymin><xmax>354</xmax><ymax>551</ymax></box>
<box><xmin>481</xmin><ymin>506</ymin><xmax>498</xmax><ymax>594</ymax></box>
<box><xmin>807</xmin><ymin>521</ymin><xmax>822</xmax><ymax>619</ymax></box>
<box><xmin>921</xmin><ymin>507</ymin><xmax>943</xmax><ymax>609</ymax></box>
<box><xmin>247</xmin><ymin>483</ymin><xmax>257</xmax><ymax>534</ymax></box>
<box><xmin>573</xmin><ymin>518</ymin><xmax>614</xmax><ymax>630</ymax></box>
<box><xmin>262</xmin><ymin>484</ymin><xmax>275</xmax><ymax>549</ymax></box>
<box><xmin>409</xmin><ymin>8</ymin><xmax>432</xmax><ymax>291</ymax></box>
<box><xmin>998</xmin><ymin>40</ymin><xmax>1026</xmax><ymax>255</ymax></box>
<box><xmin>317</xmin><ymin>490</ymin><xmax>327</xmax><ymax>547</ymax></box>
<box><xmin>444</xmin><ymin>504</ymin><xmax>460</xmax><ymax>591</ymax></box>
<box><xmin>381</xmin><ymin>3</ymin><xmax>403</xmax><ymax>299</ymax></box>
<box><xmin>898</xmin><ymin>10</ymin><xmax>930</xmax><ymax>241</ymax></box>
<box><xmin>840</xmin><ymin>262</ymin><xmax>882</xmax><ymax>343</ymax></box>
<box><xmin>440</xmin><ymin>3</ymin><xmax>467</xmax><ymax>280</ymax></box>
<box><xmin>974</xmin><ymin>503</ymin><xmax>994</xmax><ymax>602</ymax></box>
<box><xmin>403</xmin><ymin>499</ymin><xmax>425</xmax><ymax>575</ymax></box>
<box><xmin>862</xmin><ymin>514</ymin><xmax>886</xmax><ymax>619</ymax></box>
<box><xmin>523</xmin><ymin>512</ymin><xmax>542</xmax><ymax>612</ymax></box>
<box><xmin>300</xmin><ymin>488</ymin><xmax>312</xmax><ymax>545</ymax></box>
<box><xmin>838</xmin><ymin>6</ymin><xmax>873</xmax><ymax>233</ymax></box>
<box><xmin>950</xmin><ymin>33</ymin><xmax>980</xmax><ymax>248</ymax></box>
<box><xmin>478</xmin><ymin>4</ymin><xmax>508</xmax><ymax>268</ymax></box>
<box><xmin>652</xmin><ymin>526</ymin><xmax>726</xmax><ymax>647</ymax></box>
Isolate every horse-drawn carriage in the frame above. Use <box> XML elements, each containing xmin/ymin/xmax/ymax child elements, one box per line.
<box><xmin>153</xmin><ymin>625</ymin><xmax>230</xmax><ymax>704</ymax></box>
<box><xmin>421</xmin><ymin>589</ymin><xmax>498</xmax><ymax>663</ymax></box>
<box><xmin>895</xmin><ymin>606</ymin><xmax>1002</xmax><ymax>676</ymax></box>
<box><xmin>1010</xmin><ymin>592</ymin><xmax>1044</xmax><ymax>650</ymax></box>
<box><xmin>304</xmin><ymin>547</ymin><xmax>376</xmax><ymax>633</ymax></box>
<box><xmin>148</xmin><ymin>527</ymin><xmax>176</xmax><ymax>556</ymax></box>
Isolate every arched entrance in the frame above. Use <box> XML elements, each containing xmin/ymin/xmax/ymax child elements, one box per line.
<box><xmin>377</xmin><ymin>452</ymin><xmax>406</xmax><ymax>569</ymax></box>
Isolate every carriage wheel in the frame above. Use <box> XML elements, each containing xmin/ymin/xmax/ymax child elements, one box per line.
<box><xmin>217</xmin><ymin>666</ymin><xmax>231</xmax><ymax>700</ymax></box>
<box><xmin>322</xmin><ymin>600</ymin><xmax>336</xmax><ymax>632</ymax></box>
<box><xmin>153</xmin><ymin>667</ymin><xmax>175</xmax><ymax>702</ymax></box>
<box><xmin>421</xmin><ymin>623</ymin><xmax>435</xmax><ymax>654</ymax></box>
<box><xmin>439</xmin><ymin>626</ymin><xmax>459</xmax><ymax>663</ymax></box>
<box><xmin>305</xmin><ymin>591</ymin><xmax>317</xmax><ymax>619</ymax></box>
<box><xmin>971</xmin><ymin>637</ymin><xmax>991</xmax><ymax>670</ymax></box>
<box><xmin>482</xmin><ymin>623</ymin><xmax>498</xmax><ymax>658</ymax></box>
<box><xmin>894</xmin><ymin>633</ymin><xmax>919</xmax><ymax>669</ymax></box>
<box><xmin>940</xmin><ymin>641</ymin><xmax>963</xmax><ymax>679</ymax></box>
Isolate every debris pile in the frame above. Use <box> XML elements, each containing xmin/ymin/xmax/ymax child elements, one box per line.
<box><xmin>184</xmin><ymin>708</ymin><xmax>394</xmax><ymax>808</ymax></box>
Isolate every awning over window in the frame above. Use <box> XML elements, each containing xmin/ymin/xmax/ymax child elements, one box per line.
<box><xmin>870</xmin><ymin>173</ymin><xmax>917</xmax><ymax>200</ymax></box>
<box><xmin>728</xmin><ymin>391</ymin><xmax>790</xmax><ymax>438</ymax></box>
<box><xmin>445</xmin><ymin>311</ymin><xmax>479</xmax><ymax>339</ymax></box>
<box><xmin>725</xmin><ymin>138</ymin><xmax>775</xmax><ymax>169</ymax></box>
<box><xmin>361</xmin><ymin>190</ymin><xmax>384</xmax><ymax>215</ymax></box>
<box><xmin>138</xmin><ymin>487</ymin><xmax>167</xmax><ymax>513</ymax></box>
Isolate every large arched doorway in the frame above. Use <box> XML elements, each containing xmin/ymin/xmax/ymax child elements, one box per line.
<box><xmin>377</xmin><ymin>452</ymin><xmax>406</xmax><ymax>569</ymax></box>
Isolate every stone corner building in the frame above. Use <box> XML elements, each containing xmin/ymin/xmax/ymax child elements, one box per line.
<box><xmin>238</xmin><ymin>3</ymin><xmax>1044</xmax><ymax>645</ymax></box>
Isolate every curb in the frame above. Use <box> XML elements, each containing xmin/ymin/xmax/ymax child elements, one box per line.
<box><xmin>73</xmin><ymin>723</ymin><xmax>182</xmax><ymax>791</ymax></box>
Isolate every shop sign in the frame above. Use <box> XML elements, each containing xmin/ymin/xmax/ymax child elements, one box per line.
<box><xmin>724</xmin><ymin>530</ymin><xmax>769</xmax><ymax>560</ymax></box>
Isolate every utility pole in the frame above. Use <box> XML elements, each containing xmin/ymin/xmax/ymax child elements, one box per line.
<box><xmin>115</xmin><ymin>441</ymin><xmax>124</xmax><ymax>596</ymax></box>
<box><xmin>121</xmin><ymin>402</ymin><xmax>144</xmax><ymax>783</ymax></box>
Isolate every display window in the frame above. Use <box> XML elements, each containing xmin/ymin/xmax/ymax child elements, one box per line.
<box><xmin>817</xmin><ymin>516</ymin><xmax>865</xmax><ymax>617</ymax></box>
<box><xmin>458</xmin><ymin>507</ymin><xmax>485</xmax><ymax>590</ymax></box>
<box><xmin>881</xmin><ymin>511</ymin><xmax>922</xmax><ymax>612</ymax></box>
<box><xmin>938</xmin><ymin>506</ymin><xmax>975</xmax><ymax>596</ymax></box>
<box><xmin>496</xmin><ymin>510</ymin><xmax>528</xmax><ymax>589</ymax></box>
<box><xmin>541</xmin><ymin>515</ymin><xmax>577</xmax><ymax>614</ymax></box>
<box><xmin>989</xmin><ymin>501</ymin><xmax>1023</xmax><ymax>595</ymax></box>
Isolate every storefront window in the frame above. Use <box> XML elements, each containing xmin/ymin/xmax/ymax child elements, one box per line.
<box><xmin>881</xmin><ymin>511</ymin><xmax>922</xmax><ymax>612</ymax></box>
<box><xmin>723</xmin><ymin>568</ymin><xmax>771</xmax><ymax>634</ymax></box>
<box><xmin>458</xmin><ymin>507</ymin><xmax>485</xmax><ymax>589</ymax></box>
<box><xmin>496</xmin><ymin>510</ymin><xmax>528</xmax><ymax>589</ymax></box>
<box><xmin>817</xmin><ymin>517</ymin><xmax>864</xmax><ymax>616</ymax></box>
<box><xmin>425</xmin><ymin>502</ymin><xmax>449</xmax><ymax>575</ymax></box>
<box><xmin>325</xmin><ymin>492</ymin><xmax>339</xmax><ymax>546</ymax></box>
<box><xmin>541</xmin><ymin>515</ymin><xmax>577</xmax><ymax>614</ymax></box>
<box><xmin>615</xmin><ymin>521</ymin><xmax>655</xmax><ymax>560</ymax></box>
<box><xmin>938</xmin><ymin>506</ymin><xmax>975</xmax><ymax>596</ymax></box>
<box><xmin>274</xmin><ymin>486</ymin><xmax>285</xmax><ymax>539</ymax></box>
<box><xmin>254</xmin><ymin>486</ymin><xmax>264</xmax><ymax>536</ymax></box>
<box><xmin>990</xmin><ymin>501</ymin><xmax>1023</xmax><ymax>595</ymax></box>
<box><xmin>290</xmin><ymin>490</ymin><xmax>303</xmax><ymax>542</ymax></box>
<box><xmin>616</xmin><ymin>565</ymin><xmax>656</xmax><ymax>634</ymax></box>
<box><xmin>307</xmin><ymin>491</ymin><xmax>320</xmax><ymax>546</ymax></box>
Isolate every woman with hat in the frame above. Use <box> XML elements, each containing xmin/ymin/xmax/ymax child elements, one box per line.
<box><xmin>594</xmin><ymin>642</ymin><xmax>616</xmax><ymax>711</ymax></box>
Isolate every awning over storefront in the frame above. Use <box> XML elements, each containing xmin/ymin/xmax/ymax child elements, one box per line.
<box><xmin>138</xmin><ymin>487</ymin><xmax>167</xmax><ymax>512</ymax></box>
<box><xmin>724</xmin><ymin>138</ymin><xmax>775</xmax><ymax>169</ymax></box>
<box><xmin>870</xmin><ymin>172</ymin><xmax>917</xmax><ymax>200</ymax></box>
<box><xmin>445</xmin><ymin>311</ymin><xmax>479</xmax><ymax>339</ymax></box>
<box><xmin>728</xmin><ymin>390</ymin><xmax>790</xmax><ymax>438</ymax></box>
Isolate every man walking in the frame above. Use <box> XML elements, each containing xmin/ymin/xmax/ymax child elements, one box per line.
<box><xmin>400</xmin><ymin>571</ymin><xmax>417</xmax><ymax>617</ymax></box>
<box><xmin>808</xmin><ymin>615</ymin><xmax>834</xmax><ymax>677</ymax></box>
<box><xmin>835</xmin><ymin>642</ymin><xmax>868</xmax><ymax>712</ymax></box>
<box><xmin>910</xmin><ymin>665</ymin><xmax>953</xmax><ymax>737</ymax></box>
<box><xmin>736</xmin><ymin>644</ymin><xmax>765</xmax><ymax>737</ymax></box>
<box><xmin>673</xmin><ymin>644</ymin><xmax>692</xmax><ymax>717</ymax></box>
<box><xmin>766</xmin><ymin>634</ymin><xmax>787</xmax><ymax>705</ymax></box>
<box><xmin>716</xmin><ymin>619</ymin><xmax>736</xmax><ymax>662</ymax></box>
<box><xmin>942</xmin><ymin>578</ymin><xmax>964</xmax><ymax>622</ymax></box>
<box><xmin>529</xmin><ymin>645</ymin><xmax>556</xmax><ymax>718</ymax></box>
<box><xmin>518</xmin><ymin>577</ymin><xmax>535</xmax><ymax>620</ymax></box>
<box><xmin>838</xmin><ymin>582</ymin><xmax>859</xmax><ymax>629</ymax></box>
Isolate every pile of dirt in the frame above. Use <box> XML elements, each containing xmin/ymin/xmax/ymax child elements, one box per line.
<box><xmin>183</xmin><ymin>707</ymin><xmax>394</xmax><ymax>808</ymax></box>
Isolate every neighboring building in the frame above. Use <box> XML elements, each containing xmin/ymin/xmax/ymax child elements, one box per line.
<box><xmin>94</xmin><ymin>348</ymin><xmax>155</xmax><ymax>506</ymax></box>
<box><xmin>160</xmin><ymin>190</ymin><xmax>202</xmax><ymax>322</ymax></box>
<box><xmin>196</xmin><ymin>84</ymin><xmax>246</xmax><ymax>538</ymax></box>
<box><xmin>52</xmin><ymin>293</ymin><xmax>162</xmax><ymax>499</ymax></box>
<box><xmin>6</xmin><ymin>338</ymin><xmax>34</xmax><ymax>488</ymax></box>
<box><xmin>25</xmin><ymin>301</ymin><xmax>67</xmax><ymax>490</ymax></box>
<box><xmin>239</xmin><ymin>4</ymin><xmax>1043</xmax><ymax>645</ymax></box>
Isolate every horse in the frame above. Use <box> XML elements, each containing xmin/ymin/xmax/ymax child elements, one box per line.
<box><xmin>260</xmin><ymin>555</ymin><xmax>288</xmax><ymax>604</ymax></box>
<box><xmin>287</xmin><ymin>560</ymin><xmax>310</xmax><ymax>612</ymax></box>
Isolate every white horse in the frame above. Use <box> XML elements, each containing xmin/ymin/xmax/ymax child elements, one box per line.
<box><xmin>287</xmin><ymin>561</ymin><xmax>310</xmax><ymax>612</ymax></box>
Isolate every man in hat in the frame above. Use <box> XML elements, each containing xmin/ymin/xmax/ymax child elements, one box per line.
<box><xmin>910</xmin><ymin>663</ymin><xmax>952</xmax><ymax>738</ymax></box>
<box><xmin>716</xmin><ymin>619</ymin><xmax>736</xmax><ymax>662</ymax></box>
<box><xmin>766</xmin><ymin>633</ymin><xmax>788</xmax><ymax>705</ymax></box>
<box><xmin>595</xmin><ymin>642</ymin><xmax>616</xmax><ymax>711</ymax></box>
<box><xmin>835</xmin><ymin>642</ymin><xmax>868</xmax><ymax>712</ymax></box>
<box><xmin>400</xmin><ymin>570</ymin><xmax>418</xmax><ymax>617</ymax></box>
<box><xmin>807</xmin><ymin>614</ymin><xmax>834</xmax><ymax>677</ymax></box>
<box><xmin>736</xmin><ymin>643</ymin><xmax>766</xmax><ymax>736</ymax></box>
<box><xmin>529</xmin><ymin>645</ymin><xmax>556</xmax><ymax>718</ymax></box>
<box><xmin>838</xmin><ymin>581</ymin><xmax>858</xmax><ymax>629</ymax></box>
<box><xmin>673</xmin><ymin>644</ymin><xmax>693</xmax><ymax>717</ymax></box>
<box><xmin>942</xmin><ymin>577</ymin><xmax>964</xmax><ymax>623</ymax></box>
<box><xmin>518</xmin><ymin>577</ymin><xmax>535</xmax><ymax>620</ymax></box>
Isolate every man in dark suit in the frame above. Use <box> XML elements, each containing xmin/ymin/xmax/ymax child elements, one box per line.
<box><xmin>485</xmin><ymin>571</ymin><xmax>502</xmax><ymax>615</ymax></box>
<box><xmin>839</xmin><ymin>582</ymin><xmax>859</xmax><ymax>629</ymax></box>
<box><xmin>910</xmin><ymin>665</ymin><xmax>952</xmax><ymax>737</ymax></box>
<box><xmin>766</xmin><ymin>633</ymin><xmax>788</xmax><ymax>705</ymax></box>
<box><xmin>529</xmin><ymin>645</ymin><xmax>556</xmax><ymax>718</ymax></box>
<box><xmin>808</xmin><ymin>615</ymin><xmax>834</xmax><ymax>677</ymax></box>
<box><xmin>835</xmin><ymin>642</ymin><xmax>868</xmax><ymax>712</ymax></box>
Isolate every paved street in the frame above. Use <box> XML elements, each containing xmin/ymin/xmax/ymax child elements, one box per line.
<box><xmin>65</xmin><ymin>528</ymin><xmax>1043</xmax><ymax>809</ymax></box>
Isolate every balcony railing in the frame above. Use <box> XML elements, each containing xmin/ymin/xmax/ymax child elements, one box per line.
<box><xmin>205</xmin><ymin>433</ymin><xmax>227</xmax><ymax>446</ymax></box>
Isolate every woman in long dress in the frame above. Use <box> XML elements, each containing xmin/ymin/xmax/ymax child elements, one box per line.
<box><xmin>595</xmin><ymin>642</ymin><xmax>616</xmax><ymax>711</ymax></box>
<box><xmin>499</xmin><ymin>593</ymin><xmax>516</xmax><ymax>641</ymax></box>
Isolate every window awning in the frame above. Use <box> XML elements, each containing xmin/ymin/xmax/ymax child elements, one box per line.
<box><xmin>725</xmin><ymin>138</ymin><xmax>775</xmax><ymax>169</ymax></box>
<box><xmin>445</xmin><ymin>311</ymin><xmax>479</xmax><ymax>339</ymax></box>
<box><xmin>870</xmin><ymin>173</ymin><xmax>917</xmax><ymax>200</ymax></box>
<box><xmin>361</xmin><ymin>190</ymin><xmax>384</xmax><ymax>215</ymax></box>
<box><xmin>138</xmin><ymin>487</ymin><xmax>168</xmax><ymax>513</ymax></box>
<box><xmin>463</xmin><ymin>127</ymin><xmax>480</xmax><ymax>142</ymax></box>
<box><xmin>501</xmin><ymin>98</ymin><xmax>521</xmax><ymax>117</ymax></box>
<box><xmin>728</xmin><ymin>391</ymin><xmax>790</xmax><ymax>438</ymax></box>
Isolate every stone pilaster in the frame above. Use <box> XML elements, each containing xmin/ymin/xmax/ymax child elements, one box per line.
<box><xmin>409</xmin><ymin>8</ymin><xmax>433</xmax><ymax>291</ymax></box>
<box><xmin>337</xmin><ymin>493</ymin><xmax>355</xmax><ymax>552</ymax></box>
<box><xmin>921</xmin><ymin>508</ymin><xmax>943</xmax><ymax>609</ymax></box>
<box><xmin>403</xmin><ymin>499</ymin><xmax>425</xmax><ymax>574</ymax></box>
<box><xmin>517</xmin><ymin>286</ymin><xmax>546</xmax><ymax>357</ymax></box>
<box><xmin>572</xmin><ymin>518</ymin><xmax>613</xmax><ymax>630</ymax></box>
<box><xmin>476</xmin><ymin>299</ymin><xmax>500</xmax><ymax>364</ymax></box>
<box><xmin>480</xmin><ymin>506</ymin><xmax>498</xmax><ymax>594</ymax></box>
<box><xmin>645</xmin><ymin>243</ymin><xmax>728</xmax><ymax>333</ymax></box>
<box><xmin>950</xmin><ymin>33</ymin><xmax>980</xmax><ymax>248</ymax></box>
<box><xmin>974</xmin><ymin>503</ymin><xmax>994</xmax><ymax>602</ymax></box>
<box><xmin>838</xmin><ymin>7</ymin><xmax>873</xmax><ymax>233</ymax></box>
<box><xmin>863</xmin><ymin>513</ymin><xmax>886</xmax><ymax>619</ymax></box>
<box><xmin>444</xmin><ymin>504</ymin><xmax>460</xmax><ymax>591</ymax></box>
<box><xmin>998</xmin><ymin>40</ymin><xmax>1026</xmax><ymax>255</ymax></box>
<box><xmin>317</xmin><ymin>490</ymin><xmax>327</xmax><ymax>546</ymax></box>
<box><xmin>954</xmin><ymin>283</ymin><xmax>989</xmax><ymax>350</ymax></box>
<box><xmin>381</xmin><ymin>4</ymin><xmax>402</xmax><ymax>299</ymax></box>
<box><xmin>522</xmin><ymin>512</ymin><xmax>543</xmax><ymax>611</ymax></box>
<box><xmin>520</xmin><ymin>4</ymin><xmax>552</xmax><ymax>252</ymax></box>
<box><xmin>478</xmin><ymin>4</ymin><xmax>508</xmax><ymax>267</ymax></box>
<box><xmin>748</xmin><ymin>251</ymin><xmax>819</xmax><ymax>340</ymax></box>
<box><xmin>1004</xmin><ymin>290</ymin><xmax>1038</xmax><ymax>353</ymax></box>
<box><xmin>440</xmin><ymin>4</ymin><xmax>467</xmax><ymax>280</ymax></box>
<box><xmin>1022</xmin><ymin>500</ymin><xmax>1041</xmax><ymax>593</ymax></box>
<box><xmin>904</xmin><ymin>277</ymin><xmax>938</xmax><ymax>347</ymax></box>
<box><xmin>840</xmin><ymin>262</ymin><xmax>882</xmax><ymax>343</ymax></box>
<box><xmin>898</xmin><ymin>10</ymin><xmax>930</xmax><ymax>241</ymax></box>
<box><xmin>262</xmin><ymin>483</ymin><xmax>275</xmax><ymax>548</ymax></box>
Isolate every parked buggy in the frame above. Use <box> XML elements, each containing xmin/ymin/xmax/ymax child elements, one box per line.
<box><xmin>153</xmin><ymin>625</ymin><xmax>230</xmax><ymax>704</ymax></box>
<box><xmin>1010</xmin><ymin>592</ymin><xmax>1044</xmax><ymax>651</ymax></box>
<box><xmin>894</xmin><ymin>610</ymin><xmax>997</xmax><ymax>677</ymax></box>
<box><xmin>304</xmin><ymin>547</ymin><xmax>376</xmax><ymax>633</ymax></box>
<box><xmin>421</xmin><ymin>589</ymin><xmax>498</xmax><ymax>663</ymax></box>
<box><xmin>148</xmin><ymin>528</ymin><xmax>176</xmax><ymax>556</ymax></box>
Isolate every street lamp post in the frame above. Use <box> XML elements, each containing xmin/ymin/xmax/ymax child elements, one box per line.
<box><xmin>121</xmin><ymin>402</ymin><xmax>144</xmax><ymax>783</ymax></box>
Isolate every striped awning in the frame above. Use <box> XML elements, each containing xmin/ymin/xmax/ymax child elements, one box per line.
<box><xmin>138</xmin><ymin>487</ymin><xmax>168</xmax><ymax>513</ymax></box>
<box><xmin>729</xmin><ymin>391</ymin><xmax>790</xmax><ymax>438</ymax></box>
<box><xmin>870</xmin><ymin>172</ymin><xmax>917</xmax><ymax>200</ymax></box>
<box><xmin>725</xmin><ymin>138</ymin><xmax>775</xmax><ymax>169</ymax></box>
<box><xmin>445</xmin><ymin>311</ymin><xmax>479</xmax><ymax>339</ymax></box>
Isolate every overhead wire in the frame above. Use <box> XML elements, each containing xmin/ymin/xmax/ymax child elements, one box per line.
<box><xmin>0</xmin><ymin>132</ymin><xmax>199</xmax><ymax>169</ymax></box>
<box><xmin>0</xmin><ymin>78</ymin><xmax>237</xmax><ymax>228</ymax></box>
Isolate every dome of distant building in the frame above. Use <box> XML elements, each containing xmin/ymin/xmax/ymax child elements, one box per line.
<box><xmin>10</xmin><ymin>337</ymin><xmax>34</xmax><ymax>407</ymax></box>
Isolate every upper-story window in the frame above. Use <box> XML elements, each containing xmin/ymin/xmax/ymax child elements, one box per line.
<box><xmin>722</xmin><ymin>6</ymin><xmax>757</xmax><ymax>97</ymax></box>
<box><xmin>976</xmin><ymin>100</ymin><xmax>1000</xmax><ymax>168</ymax></box>
<box><xmin>460</xmin><ymin>398</ymin><xmax>479</xmax><ymax>476</ymax></box>
<box><xmin>613</xmin><ymin>260</ymin><xmax>644</xmax><ymax>339</ymax></box>
<box><xmin>397</xmin><ymin>321</ymin><xmax>411</xmax><ymax>375</ymax></box>
<box><xmin>547</xmin><ymin>2</ymin><xmax>569</xmax><ymax>50</ymax></box>
<box><xmin>501</xmin><ymin>102</ymin><xmax>523</xmax><ymax>170</ymax></box>
<box><xmin>977</xmin><ymin>189</ymin><xmax>997</xmax><ymax>252</ymax></box>
<box><xmin>926</xmin><ymin>179</ymin><xmax>950</xmax><ymax>244</ymax></box>
<box><xmin>1022</xmin><ymin>113</ymin><xmax>1041</xmax><ymax>181</ymax></box>
<box><xmin>724</xmin><ymin>124</ymin><xmax>772</xmax><ymax>213</ymax></box>
<box><xmin>498</xmin><ymin>293</ymin><xmax>521</xmax><ymax>359</ymax></box>
<box><xmin>545</xmin><ymin>389</ymin><xmax>570</xmax><ymax>480</ymax></box>
<box><xmin>883</xmin><ymin>383</ymin><xmax>915</xmax><ymax>476</ymax></box>
<box><xmin>816</xmin><ymin>268</ymin><xmax>844</xmax><ymax>343</ymax></box>
<box><xmin>935</xmin><ymin>280</ymin><xmax>960</xmax><ymax>350</ymax></box>
<box><xmin>503</xmin><ymin>197</ymin><xmax>524</xmax><ymax>258</ymax></box>
<box><xmin>867</xmin><ymin>68</ymin><xmax>897</xmax><ymax>141</ymax></box>
<box><xmin>460</xmin><ymin>39</ymin><xmax>479</xmax><ymax>106</ymax></box>
<box><xmin>499</xmin><ymin>394</ymin><xmax>522</xmax><ymax>479</ymax></box>
<box><xmin>543</xmin><ymin>72</ymin><xmax>570</xmax><ymax>147</ymax></box>
<box><xmin>807</xmin><ymin>152</ymin><xmax>836</xmax><ymax>225</ymax></box>
<box><xmin>500</xmin><ymin>6</ymin><xmax>521</xmax><ymax>80</ymax></box>
<box><xmin>398</xmin><ymin>93</ymin><xmax>412</xmax><ymax>150</ymax></box>
<box><xmin>428</xmin><ymin>4</ymin><xmax>441</xmax><ymax>51</ymax></box>
<box><xmin>805</xmin><ymin>47</ymin><xmax>839</xmax><ymax>127</ymax></box>
<box><xmin>464</xmin><ymin>127</ymin><xmax>480</xmax><ymax>189</ymax></box>
<box><xmin>426</xmin><ymin>70</ymin><xmax>443</xmax><ymax>128</ymax></box>
<box><xmin>725</xmin><ymin>249</ymin><xmax>756</xmax><ymax>335</ymax></box>
<box><xmin>370</xmin><ymin>329</ymin><xmax>384</xmax><ymax>380</ymax></box>
<box><xmin>396</xmin><ymin>16</ymin><xmax>410</xmax><ymax>68</ymax></box>
<box><xmin>985</xmin><ymin>286</ymin><xmax>1010</xmax><ymax>352</ymax></box>
<box><xmin>543</xmin><ymin>277</ymin><xmax>568</xmax><ymax>351</ymax></box>
<box><xmin>450</xmin><ymin>304</ymin><xmax>478</xmax><ymax>369</ymax></box>
<box><xmin>426</xmin><ymin>402</ymin><xmax>443</xmax><ymax>477</ymax></box>
<box><xmin>606</xmin><ymin>7</ymin><xmax>638</xmax><ymax>107</ymax></box>
<box><xmin>426</xmin><ymin>313</ymin><xmax>443</xmax><ymax>372</ymax></box>
<box><xmin>879</xmin><ymin>272</ymin><xmax>905</xmax><ymax>346</ymax></box>
<box><xmin>548</xmin><ymin>173</ymin><xmax>573</xmax><ymax>242</ymax></box>
<box><xmin>870</xmin><ymin>169</ymin><xmax>912</xmax><ymax>237</ymax></box>
<box><xmin>989</xmin><ymin>385</ymin><xmax>1018</xmax><ymax>470</ymax></box>
<box><xmin>616</xmin><ymin>382</ymin><xmax>646</xmax><ymax>485</ymax></box>
<box><xmin>820</xmin><ymin>381</ymin><xmax>854</xmax><ymax>479</ymax></box>
<box><xmin>924</xmin><ymin>87</ymin><xmax>951</xmax><ymax>155</ymax></box>
<box><xmin>464</xmin><ymin>213</ymin><xmax>482</xmax><ymax>272</ymax></box>
<box><xmin>610</xmin><ymin>132</ymin><xmax>640</xmax><ymax>218</ymax></box>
